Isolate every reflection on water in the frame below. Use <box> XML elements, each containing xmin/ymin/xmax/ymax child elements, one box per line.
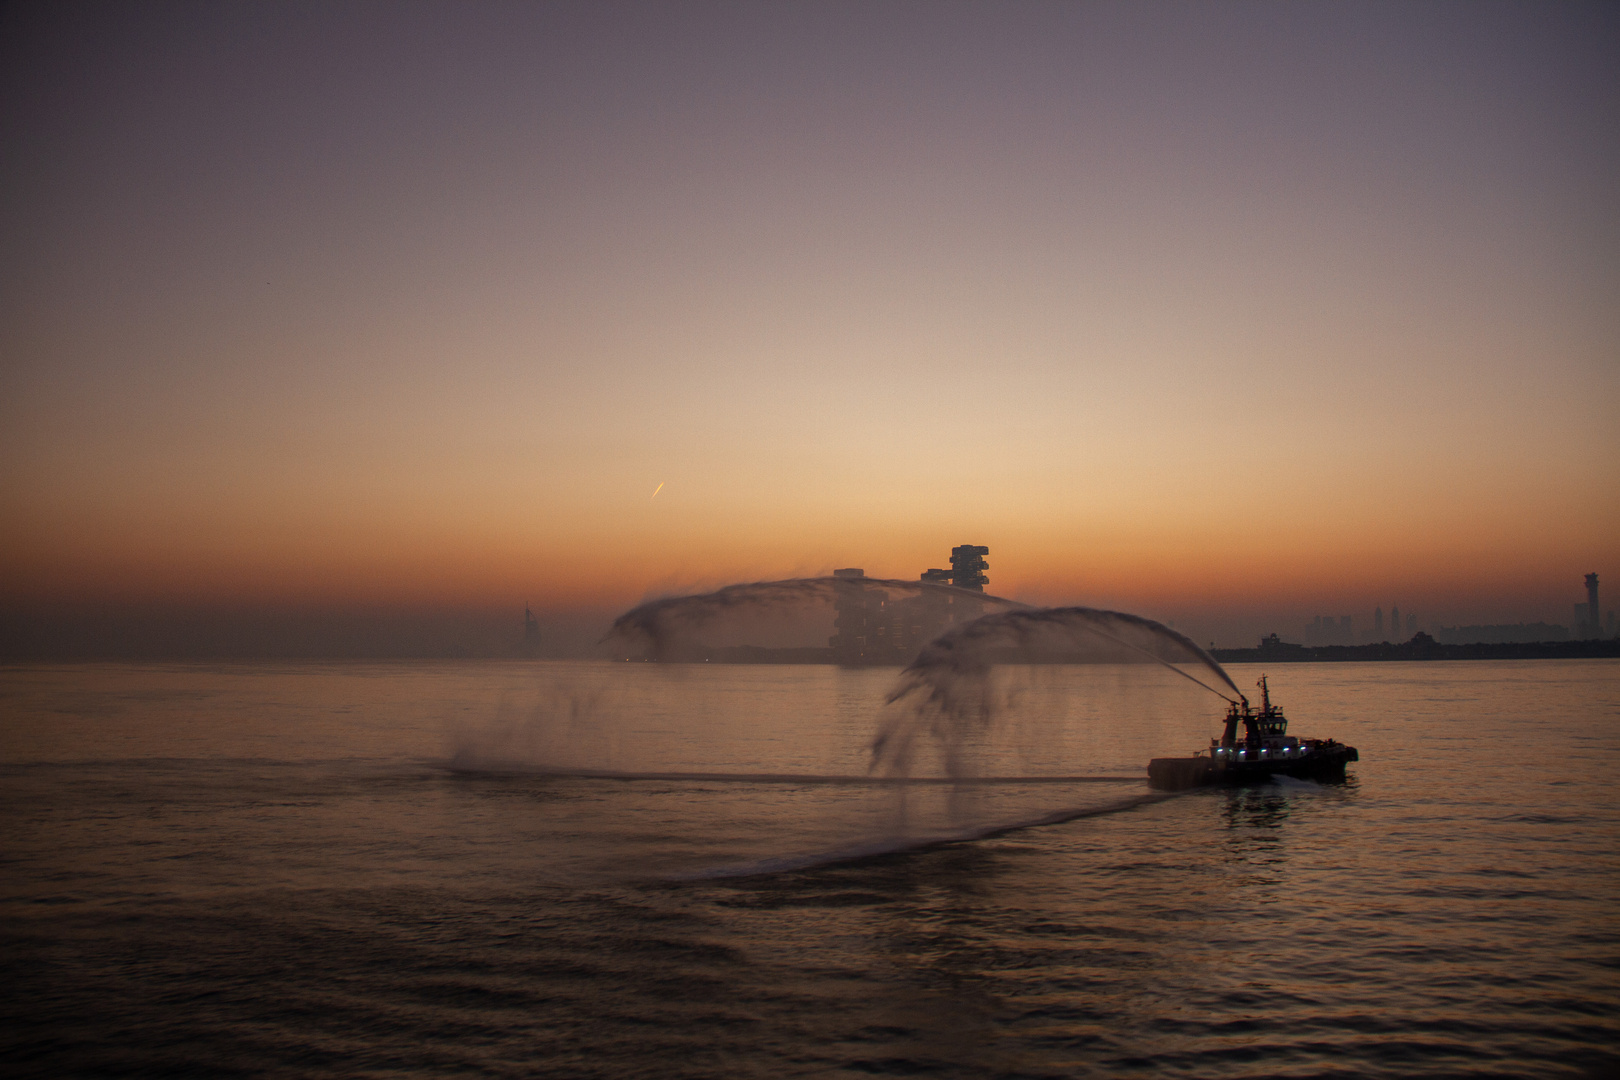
<box><xmin>1221</xmin><ymin>774</ymin><xmax>1361</xmax><ymax>832</ymax></box>
<box><xmin>1217</xmin><ymin>779</ymin><xmax>1361</xmax><ymax>903</ymax></box>
<box><xmin>2</xmin><ymin>659</ymin><xmax>1617</xmax><ymax>1078</ymax></box>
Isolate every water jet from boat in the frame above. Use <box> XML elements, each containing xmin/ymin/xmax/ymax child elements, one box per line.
<box><xmin>603</xmin><ymin>575</ymin><xmax>1026</xmax><ymax>660</ymax></box>
<box><xmin>870</xmin><ymin>605</ymin><xmax>1241</xmax><ymax>777</ymax></box>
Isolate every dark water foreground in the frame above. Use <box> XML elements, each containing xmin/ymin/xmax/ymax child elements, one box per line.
<box><xmin>2</xmin><ymin>660</ymin><xmax>1617</xmax><ymax>1078</ymax></box>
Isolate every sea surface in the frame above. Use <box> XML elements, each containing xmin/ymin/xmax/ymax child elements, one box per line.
<box><xmin>2</xmin><ymin>659</ymin><xmax>1617</xmax><ymax>1078</ymax></box>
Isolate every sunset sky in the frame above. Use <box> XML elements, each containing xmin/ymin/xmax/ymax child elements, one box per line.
<box><xmin>3</xmin><ymin>1</ymin><xmax>1616</xmax><ymax>650</ymax></box>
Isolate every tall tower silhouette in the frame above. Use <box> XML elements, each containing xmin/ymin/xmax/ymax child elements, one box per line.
<box><xmin>522</xmin><ymin>604</ymin><xmax>541</xmax><ymax>657</ymax></box>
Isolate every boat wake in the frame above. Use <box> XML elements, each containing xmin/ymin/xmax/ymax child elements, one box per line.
<box><xmin>1268</xmin><ymin>773</ymin><xmax>1328</xmax><ymax>789</ymax></box>
<box><xmin>434</xmin><ymin>760</ymin><xmax>1140</xmax><ymax>786</ymax></box>
<box><xmin>672</xmin><ymin>789</ymin><xmax>1179</xmax><ymax>880</ymax></box>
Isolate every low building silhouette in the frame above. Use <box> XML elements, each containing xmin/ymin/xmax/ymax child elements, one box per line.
<box><xmin>1434</xmin><ymin>622</ymin><xmax>1570</xmax><ymax>645</ymax></box>
<box><xmin>829</xmin><ymin>544</ymin><xmax>990</xmax><ymax>665</ymax></box>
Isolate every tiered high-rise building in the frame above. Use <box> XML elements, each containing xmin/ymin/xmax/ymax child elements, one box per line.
<box><xmin>950</xmin><ymin>545</ymin><xmax>990</xmax><ymax>591</ymax></box>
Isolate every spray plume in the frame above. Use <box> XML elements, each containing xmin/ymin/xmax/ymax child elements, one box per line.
<box><xmin>604</xmin><ymin>576</ymin><xmax>1026</xmax><ymax>659</ymax></box>
<box><xmin>601</xmin><ymin>579</ymin><xmax>1241</xmax><ymax>782</ymax></box>
<box><xmin>870</xmin><ymin>605</ymin><xmax>1241</xmax><ymax>776</ymax></box>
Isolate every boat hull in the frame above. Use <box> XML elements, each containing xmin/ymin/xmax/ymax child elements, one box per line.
<box><xmin>1147</xmin><ymin>745</ymin><xmax>1358</xmax><ymax>791</ymax></box>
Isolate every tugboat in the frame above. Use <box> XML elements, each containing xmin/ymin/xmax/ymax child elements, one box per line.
<box><xmin>1147</xmin><ymin>676</ymin><xmax>1358</xmax><ymax>791</ymax></box>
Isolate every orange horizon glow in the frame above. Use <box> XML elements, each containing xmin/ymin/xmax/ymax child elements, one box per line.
<box><xmin>3</xmin><ymin>501</ymin><xmax>1610</xmax><ymax>629</ymax></box>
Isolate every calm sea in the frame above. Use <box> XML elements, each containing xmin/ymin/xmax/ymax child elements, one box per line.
<box><xmin>3</xmin><ymin>659</ymin><xmax>1617</xmax><ymax>1078</ymax></box>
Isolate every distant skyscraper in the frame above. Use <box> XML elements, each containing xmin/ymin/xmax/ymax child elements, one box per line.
<box><xmin>1374</xmin><ymin>606</ymin><xmax>1384</xmax><ymax>637</ymax></box>
<box><xmin>1304</xmin><ymin>614</ymin><xmax>1357</xmax><ymax>646</ymax></box>
<box><xmin>1407</xmin><ymin>612</ymin><xmax>1417</xmax><ymax>633</ymax></box>
<box><xmin>522</xmin><ymin>604</ymin><xmax>541</xmax><ymax>657</ymax></box>
<box><xmin>1585</xmin><ymin>573</ymin><xmax>1600</xmax><ymax>638</ymax></box>
<box><xmin>1391</xmin><ymin>606</ymin><xmax>1401</xmax><ymax>638</ymax></box>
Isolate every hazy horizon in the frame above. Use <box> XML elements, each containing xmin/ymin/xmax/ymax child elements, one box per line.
<box><xmin>0</xmin><ymin>568</ymin><xmax>1606</xmax><ymax>661</ymax></box>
